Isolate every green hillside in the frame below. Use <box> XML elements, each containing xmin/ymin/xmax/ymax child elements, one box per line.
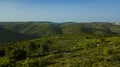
<box><xmin>0</xmin><ymin>34</ymin><xmax>120</xmax><ymax>67</ymax></box>
<box><xmin>0</xmin><ymin>22</ymin><xmax>120</xmax><ymax>67</ymax></box>
<box><xmin>1</xmin><ymin>22</ymin><xmax>62</xmax><ymax>36</ymax></box>
<box><xmin>0</xmin><ymin>26</ymin><xmax>38</xmax><ymax>44</ymax></box>
<box><xmin>60</xmin><ymin>23</ymin><xmax>92</xmax><ymax>34</ymax></box>
<box><xmin>1</xmin><ymin>22</ymin><xmax>120</xmax><ymax>36</ymax></box>
<box><xmin>60</xmin><ymin>22</ymin><xmax>118</xmax><ymax>34</ymax></box>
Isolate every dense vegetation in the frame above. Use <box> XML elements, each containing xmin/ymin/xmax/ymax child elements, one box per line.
<box><xmin>0</xmin><ymin>34</ymin><xmax>120</xmax><ymax>67</ymax></box>
<box><xmin>0</xmin><ymin>22</ymin><xmax>120</xmax><ymax>67</ymax></box>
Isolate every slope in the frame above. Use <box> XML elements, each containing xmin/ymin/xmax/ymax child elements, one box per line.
<box><xmin>1</xmin><ymin>22</ymin><xmax>120</xmax><ymax>36</ymax></box>
<box><xmin>0</xmin><ymin>34</ymin><xmax>120</xmax><ymax>67</ymax></box>
<box><xmin>0</xmin><ymin>26</ymin><xmax>38</xmax><ymax>44</ymax></box>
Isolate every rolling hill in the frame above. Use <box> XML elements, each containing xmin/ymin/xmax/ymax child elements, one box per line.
<box><xmin>1</xmin><ymin>22</ymin><xmax>62</xmax><ymax>36</ymax></box>
<box><xmin>0</xmin><ymin>22</ymin><xmax>120</xmax><ymax>67</ymax></box>
<box><xmin>0</xmin><ymin>22</ymin><xmax>120</xmax><ymax>36</ymax></box>
<box><xmin>0</xmin><ymin>26</ymin><xmax>38</xmax><ymax>44</ymax></box>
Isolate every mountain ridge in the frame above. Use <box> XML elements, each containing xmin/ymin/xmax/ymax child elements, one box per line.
<box><xmin>0</xmin><ymin>22</ymin><xmax>119</xmax><ymax>36</ymax></box>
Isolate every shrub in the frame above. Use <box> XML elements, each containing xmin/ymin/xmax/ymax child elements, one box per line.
<box><xmin>0</xmin><ymin>49</ymin><xmax>5</xmax><ymax>57</ymax></box>
<box><xmin>0</xmin><ymin>57</ymin><xmax>11</xmax><ymax>67</ymax></box>
<box><xmin>40</xmin><ymin>44</ymin><xmax>49</xmax><ymax>53</ymax></box>
<box><xmin>10</xmin><ymin>49</ymin><xmax>27</xmax><ymax>60</ymax></box>
<box><xmin>23</xmin><ymin>58</ymin><xmax>48</xmax><ymax>67</ymax></box>
<box><xmin>29</xmin><ymin>42</ymin><xmax>37</xmax><ymax>50</ymax></box>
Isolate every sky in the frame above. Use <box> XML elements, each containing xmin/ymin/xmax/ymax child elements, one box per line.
<box><xmin>0</xmin><ymin>0</ymin><xmax>120</xmax><ymax>22</ymax></box>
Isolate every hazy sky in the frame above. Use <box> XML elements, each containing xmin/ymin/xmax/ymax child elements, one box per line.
<box><xmin>0</xmin><ymin>0</ymin><xmax>120</xmax><ymax>22</ymax></box>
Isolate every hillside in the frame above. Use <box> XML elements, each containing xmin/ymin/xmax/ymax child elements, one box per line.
<box><xmin>0</xmin><ymin>34</ymin><xmax>120</xmax><ymax>67</ymax></box>
<box><xmin>1</xmin><ymin>22</ymin><xmax>62</xmax><ymax>36</ymax></box>
<box><xmin>1</xmin><ymin>22</ymin><xmax>120</xmax><ymax>36</ymax></box>
<box><xmin>61</xmin><ymin>22</ymin><xmax>118</xmax><ymax>34</ymax></box>
<box><xmin>0</xmin><ymin>22</ymin><xmax>120</xmax><ymax>67</ymax></box>
<box><xmin>0</xmin><ymin>26</ymin><xmax>38</xmax><ymax>44</ymax></box>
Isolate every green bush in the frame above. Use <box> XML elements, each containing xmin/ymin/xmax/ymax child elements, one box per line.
<box><xmin>40</xmin><ymin>44</ymin><xmax>49</xmax><ymax>53</ymax></box>
<box><xmin>10</xmin><ymin>49</ymin><xmax>27</xmax><ymax>60</ymax></box>
<box><xmin>23</xmin><ymin>58</ymin><xmax>48</xmax><ymax>67</ymax></box>
<box><xmin>0</xmin><ymin>57</ymin><xmax>11</xmax><ymax>67</ymax></box>
<box><xmin>0</xmin><ymin>49</ymin><xmax>5</xmax><ymax>57</ymax></box>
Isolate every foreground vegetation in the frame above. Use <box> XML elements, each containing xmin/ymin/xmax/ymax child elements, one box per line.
<box><xmin>0</xmin><ymin>34</ymin><xmax>120</xmax><ymax>67</ymax></box>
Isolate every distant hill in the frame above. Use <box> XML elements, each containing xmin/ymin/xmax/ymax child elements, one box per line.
<box><xmin>1</xmin><ymin>22</ymin><xmax>62</xmax><ymax>36</ymax></box>
<box><xmin>0</xmin><ymin>26</ymin><xmax>38</xmax><ymax>44</ymax></box>
<box><xmin>0</xmin><ymin>22</ymin><xmax>120</xmax><ymax>37</ymax></box>
<box><xmin>60</xmin><ymin>22</ymin><xmax>118</xmax><ymax>34</ymax></box>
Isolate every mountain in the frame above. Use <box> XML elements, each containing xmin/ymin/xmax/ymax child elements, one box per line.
<box><xmin>60</xmin><ymin>22</ymin><xmax>92</xmax><ymax>34</ymax></box>
<box><xmin>0</xmin><ymin>26</ymin><xmax>38</xmax><ymax>44</ymax></box>
<box><xmin>84</xmin><ymin>22</ymin><xmax>120</xmax><ymax>34</ymax></box>
<box><xmin>0</xmin><ymin>22</ymin><xmax>120</xmax><ymax>37</ymax></box>
<box><xmin>60</xmin><ymin>22</ymin><xmax>118</xmax><ymax>34</ymax></box>
<box><xmin>1</xmin><ymin>22</ymin><xmax>62</xmax><ymax>36</ymax></box>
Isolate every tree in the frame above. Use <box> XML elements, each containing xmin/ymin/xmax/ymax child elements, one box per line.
<box><xmin>40</xmin><ymin>44</ymin><xmax>49</xmax><ymax>53</ymax></box>
<box><xmin>0</xmin><ymin>49</ymin><xmax>5</xmax><ymax>57</ymax></box>
<box><xmin>28</xmin><ymin>42</ymin><xmax>37</xmax><ymax>51</ymax></box>
<box><xmin>10</xmin><ymin>49</ymin><xmax>27</xmax><ymax>60</ymax></box>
